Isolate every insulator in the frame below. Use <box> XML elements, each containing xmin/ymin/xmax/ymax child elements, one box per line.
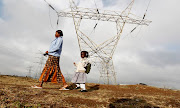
<box><xmin>49</xmin><ymin>5</ymin><xmax>55</xmax><ymax>10</ymax></box>
<box><xmin>143</xmin><ymin>14</ymin><xmax>146</xmax><ymax>19</ymax></box>
<box><xmin>131</xmin><ymin>27</ymin><xmax>136</xmax><ymax>33</ymax></box>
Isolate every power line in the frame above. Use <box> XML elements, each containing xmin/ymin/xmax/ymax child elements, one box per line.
<box><xmin>121</xmin><ymin>0</ymin><xmax>152</xmax><ymax>40</ymax></box>
<box><xmin>44</xmin><ymin>0</ymin><xmax>60</xmax><ymax>30</ymax></box>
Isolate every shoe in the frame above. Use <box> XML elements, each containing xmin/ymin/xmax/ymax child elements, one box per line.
<box><xmin>31</xmin><ymin>85</ymin><xmax>42</xmax><ymax>89</ymax></box>
<box><xmin>74</xmin><ymin>87</ymin><xmax>80</xmax><ymax>89</ymax></box>
<box><xmin>59</xmin><ymin>87</ymin><xmax>69</xmax><ymax>90</ymax></box>
<box><xmin>80</xmin><ymin>90</ymin><xmax>87</xmax><ymax>92</ymax></box>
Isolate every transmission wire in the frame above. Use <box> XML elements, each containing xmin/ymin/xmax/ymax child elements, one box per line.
<box><xmin>89</xmin><ymin>0</ymin><xmax>100</xmax><ymax>36</ymax></box>
<box><xmin>122</xmin><ymin>0</ymin><xmax>152</xmax><ymax>39</ymax></box>
<box><xmin>44</xmin><ymin>0</ymin><xmax>60</xmax><ymax>30</ymax></box>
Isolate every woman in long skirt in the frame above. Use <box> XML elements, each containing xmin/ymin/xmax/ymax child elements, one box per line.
<box><xmin>32</xmin><ymin>30</ymin><xmax>68</xmax><ymax>90</ymax></box>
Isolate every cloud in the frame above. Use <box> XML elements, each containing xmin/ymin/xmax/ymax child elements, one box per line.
<box><xmin>138</xmin><ymin>47</ymin><xmax>180</xmax><ymax>67</ymax></box>
<box><xmin>0</xmin><ymin>18</ymin><xmax>4</xmax><ymax>24</ymax></box>
<box><xmin>0</xmin><ymin>0</ymin><xmax>4</xmax><ymax>17</ymax></box>
<box><xmin>102</xmin><ymin>0</ymin><xmax>116</xmax><ymax>7</ymax></box>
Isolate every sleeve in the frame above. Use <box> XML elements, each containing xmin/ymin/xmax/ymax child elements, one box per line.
<box><xmin>83</xmin><ymin>59</ymin><xmax>89</xmax><ymax>67</ymax></box>
<box><xmin>87</xmin><ymin>58</ymin><xmax>92</xmax><ymax>64</ymax></box>
<box><xmin>49</xmin><ymin>37</ymin><xmax>63</xmax><ymax>53</ymax></box>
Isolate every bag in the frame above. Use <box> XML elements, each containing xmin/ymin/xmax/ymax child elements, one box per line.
<box><xmin>84</xmin><ymin>63</ymin><xmax>91</xmax><ymax>74</ymax></box>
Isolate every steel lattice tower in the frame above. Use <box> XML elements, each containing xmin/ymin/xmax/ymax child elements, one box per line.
<box><xmin>45</xmin><ymin>0</ymin><xmax>151</xmax><ymax>84</ymax></box>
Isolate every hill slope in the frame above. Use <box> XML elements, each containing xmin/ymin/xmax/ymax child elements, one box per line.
<box><xmin>0</xmin><ymin>75</ymin><xmax>179</xmax><ymax>108</ymax></box>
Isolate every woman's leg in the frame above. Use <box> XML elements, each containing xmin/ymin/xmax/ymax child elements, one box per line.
<box><xmin>61</xmin><ymin>73</ymin><xmax>68</xmax><ymax>87</ymax></box>
<box><xmin>37</xmin><ymin>56</ymin><xmax>52</xmax><ymax>87</ymax></box>
<box><xmin>37</xmin><ymin>81</ymin><xmax>44</xmax><ymax>87</ymax></box>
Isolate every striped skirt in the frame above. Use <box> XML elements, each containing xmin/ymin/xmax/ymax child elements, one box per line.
<box><xmin>39</xmin><ymin>55</ymin><xmax>66</xmax><ymax>84</ymax></box>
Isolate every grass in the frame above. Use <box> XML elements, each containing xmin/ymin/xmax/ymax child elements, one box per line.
<box><xmin>0</xmin><ymin>75</ymin><xmax>180</xmax><ymax>108</ymax></box>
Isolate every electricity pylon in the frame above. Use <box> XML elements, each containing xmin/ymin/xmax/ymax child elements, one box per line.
<box><xmin>27</xmin><ymin>66</ymin><xmax>33</xmax><ymax>77</ymax></box>
<box><xmin>34</xmin><ymin>51</ymin><xmax>46</xmax><ymax>79</ymax></box>
<box><xmin>45</xmin><ymin>0</ymin><xmax>151</xmax><ymax>84</ymax></box>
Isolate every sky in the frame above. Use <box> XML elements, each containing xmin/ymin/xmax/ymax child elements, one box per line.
<box><xmin>0</xmin><ymin>0</ymin><xmax>3</xmax><ymax>17</ymax></box>
<box><xmin>0</xmin><ymin>0</ymin><xmax>180</xmax><ymax>89</ymax></box>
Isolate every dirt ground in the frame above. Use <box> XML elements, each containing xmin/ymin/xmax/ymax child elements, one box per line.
<box><xmin>0</xmin><ymin>75</ymin><xmax>180</xmax><ymax>108</ymax></box>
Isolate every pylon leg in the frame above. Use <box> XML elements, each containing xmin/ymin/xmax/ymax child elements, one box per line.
<box><xmin>96</xmin><ymin>58</ymin><xmax>117</xmax><ymax>85</ymax></box>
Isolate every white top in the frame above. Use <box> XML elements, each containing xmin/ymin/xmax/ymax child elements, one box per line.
<box><xmin>74</xmin><ymin>57</ymin><xmax>89</xmax><ymax>73</ymax></box>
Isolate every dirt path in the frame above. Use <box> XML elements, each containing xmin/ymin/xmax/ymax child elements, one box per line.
<box><xmin>0</xmin><ymin>75</ymin><xmax>179</xmax><ymax>108</ymax></box>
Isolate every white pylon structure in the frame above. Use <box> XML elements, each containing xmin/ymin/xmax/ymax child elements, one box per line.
<box><xmin>45</xmin><ymin>0</ymin><xmax>151</xmax><ymax>84</ymax></box>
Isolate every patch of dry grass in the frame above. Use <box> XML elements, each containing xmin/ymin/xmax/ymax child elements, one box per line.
<box><xmin>0</xmin><ymin>75</ymin><xmax>179</xmax><ymax>108</ymax></box>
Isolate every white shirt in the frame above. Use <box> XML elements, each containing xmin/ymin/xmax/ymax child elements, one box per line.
<box><xmin>74</xmin><ymin>57</ymin><xmax>89</xmax><ymax>73</ymax></box>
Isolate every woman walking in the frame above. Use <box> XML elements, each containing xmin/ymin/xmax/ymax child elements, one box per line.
<box><xmin>32</xmin><ymin>30</ymin><xmax>68</xmax><ymax>90</ymax></box>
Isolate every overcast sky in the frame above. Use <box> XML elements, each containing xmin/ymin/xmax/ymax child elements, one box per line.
<box><xmin>0</xmin><ymin>0</ymin><xmax>180</xmax><ymax>89</ymax></box>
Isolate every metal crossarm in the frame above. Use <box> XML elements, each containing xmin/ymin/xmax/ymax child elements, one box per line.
<box><xmin>58</xmin><ymin>9</ymin><xmax>151</xmax><ymax>25</ymax></box>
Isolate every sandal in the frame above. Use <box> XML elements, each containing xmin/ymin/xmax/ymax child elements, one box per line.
<box><xmin>31</xmin><ymin>85</ymin><xmax>42</xmax><ymax>89</ymax></box>
<box><xmin>59</xmin><ymin>87</ymin><xmax>69</xmax><ymax>90</ymax></box>
<box><xmin>59</xmin><ymin>85</ymin><xmax>69</xmax><ymax>90</ymax></box>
